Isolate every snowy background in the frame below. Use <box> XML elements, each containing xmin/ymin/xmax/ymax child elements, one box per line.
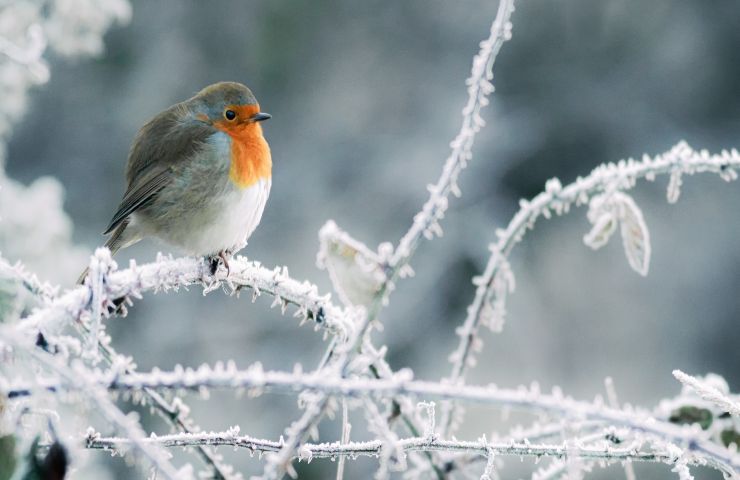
<box><xmin>3</xmin><ymin>0</ymin><xmax>740</xmax><ymax>478</ymax></box>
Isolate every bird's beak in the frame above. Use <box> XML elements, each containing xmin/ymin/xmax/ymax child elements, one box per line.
<box><xmin>250</xmin><ymin>112</ymin><xmax>271</xmax><ymax>123</ymax></box>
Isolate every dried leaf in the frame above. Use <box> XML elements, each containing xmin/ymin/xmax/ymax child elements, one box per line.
<box><xmin>317</xmin><ymin>221</ymin><xmax>386</xmax><ymax>307</ymax></box>
<box><xmin>616</xmin><ymin>193</ymin><xmax>651</xmax><ymax>276</ymax></box>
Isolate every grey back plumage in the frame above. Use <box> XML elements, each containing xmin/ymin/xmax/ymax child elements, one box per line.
<box><xmin>104</xmin><ymin>104</ymin><xmax>215</xmax><ymax>234</ymax></box>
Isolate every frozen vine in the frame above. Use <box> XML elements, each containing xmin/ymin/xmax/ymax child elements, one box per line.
<box><xmin>439</xmin><ymin>141</ymin><xmax>740</xmax><ymax>437</ymax></box>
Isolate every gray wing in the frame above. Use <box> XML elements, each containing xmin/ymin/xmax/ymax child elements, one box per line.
<box><xmin>103</xmin><ymin>103</ymin><xmax>216</xmax><ymax>235</ymax></box>
<box><xmin>103</xmin><ymin>104</ymin><xmax>218</xmax><ymax>235</ymax></box>
<box><xmin>103</xmin><ymin>167</ymin><xmax>172</xmax><ymax>234</ymax></box>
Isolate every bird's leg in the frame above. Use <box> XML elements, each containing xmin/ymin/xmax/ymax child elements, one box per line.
<box><xmin>206</xmin><ymin>250</ymin><xmax>232</xmax><ymax>276</ymax></box>
<box><xmin>218</xmin><ymin>250</ymin><xmax>231</xmax><ymax>277</ymax></box>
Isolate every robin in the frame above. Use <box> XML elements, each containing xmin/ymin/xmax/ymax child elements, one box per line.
<box><xmin>78</xmin><ymin>82</ymin><xmax>272</xmax><ymax>283</ymax></box>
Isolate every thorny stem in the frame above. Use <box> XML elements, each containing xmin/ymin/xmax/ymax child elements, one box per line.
<box><xmin>7</xmin><ymin>251</ymin><xmax>340</xmax><ymax>479</ymax></box>
<box><xmin>9</xmin><ymin>363</ymin><xmax>738</xmax><ymax>474</ymax></box>
<box><xmin>389</xmin><ymin>0</ymin><xmax>515</xmax><ymax>273</ymax></box>
<box><xmin>97</xmin><ymin>342</ymin><xmax>235</xmax><ymax>480</ymax></box>
<box><xmin>85</xmin><ymin>433</ymin><xmax>706</xmax><ymax>469</ymax></box>
<box><xmin>10</xmin><ymin>338</ymin><xmax>183</xmax><ymax>480</ymax></box>
<box><xmin>17</xmin><ymin>254</ymin><xmax>349</xmax><ymax>340</ymax></box>
<box><xmin>11</xmin><ymin>252</ymin><xmax>348</xmax><ymax>479</ymax></box>
<box><xmin>439</xmin><ymin>141</ymin><xmax>740</xmax><ymax>436</ymax></box>
<box><xmin>4</xmin><ymin>1</ymin><xmax>738</xmax><ymax>478</ymax></box>
<box><xmin>262</xmin><ymin>1</ymin><xmax>518</xmax><ymax>477</ymax></box>
<box><xmin>52</xmin><ymin>258</ymin><xmax>240</xmax><ymax>480</ymax></box>
<box><xmin>371</xmin><ymin>364</ymin><xmax>446</xmax><ymax>480</ymax></box>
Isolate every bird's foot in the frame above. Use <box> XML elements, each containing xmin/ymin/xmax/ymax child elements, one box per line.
<box><xmin>207</xmin><ymin>250</ymin><xmax>232</xmax><ymax>276</ymax></box>
<box><xmin>219</xmin><ymin>250</ymin><xmax>231</xmax><ymax>276</ymax></box>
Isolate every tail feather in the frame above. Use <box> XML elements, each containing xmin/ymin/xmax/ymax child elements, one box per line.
<box><xmin>77</xmin><ymin>220</ymin><xmax>142</xmax><ymax>284</ymax></box>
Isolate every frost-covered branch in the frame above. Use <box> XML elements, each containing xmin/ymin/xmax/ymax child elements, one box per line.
<box><xmin>673</xmin><ymin>370</ymin><xmax>740</xmax><ymax>418</ymax></box>
<box><xmin>1</xmin><ymin>331</ymin><xmax>187</xmax><ymax>480</ymax></box>
<box><xmin>17</xmin><ymin>250</ymin><xmax>351</xmax><ymax>340</ymax></box>
<box><xmin>268</xmin><ymin>2</ymin><xmax>520</xmax><ymax>477</ymax></box>
<box><xmin>258</xmin><ymin>309</ymin><xmax>371</xmax><ymax>479</ymax></box>
<box><xmin>90</xmin><ymin>338</ymin><xmax>240</xmax><ymax>480</ymax></box>
<box><xmin>0</xmin><ymin>257</ymin><xmax>59</xmax><ymax>305</ymax></box>
<box><xmin>389</xmin><ymin>0</ymin><xmax>515</xmax><ymax>274</ymax></box>
<box><xmin>6</xmin><ymin>245</ymin><xmax>349</xmax><ymax>480</ymax></box>
<box><xmin>440</xmin><ymin>141</ymin><xmax>740</xmax><ymax>436</ymax></box>
<box><xmin>318</xmin><ymin>0</ymin><xmax>516</xmax><ymax>306</ymax></box>
<box><xmin>5</xmin><ymin>362</ymin><xmax>738</xmax><ymax>474</ymax></box>
<box><xmin>8</xmin><ymin>249</ymin><xmax>346</xmax><ymax>479</ymax></box>
<box><xmin>84</xmin><ymin>430</ymin><xmax>702</xmax><ymax>469</ymax></box>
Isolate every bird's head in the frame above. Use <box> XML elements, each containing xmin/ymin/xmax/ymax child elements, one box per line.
<box><xmin>191</xmin><ymin>81</ymin><xmax>271</xmax><ymax>136</ymax></box>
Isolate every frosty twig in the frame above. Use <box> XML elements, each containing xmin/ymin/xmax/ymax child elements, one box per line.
<box><xmin>440</xmin><ymin>141</ymin><xmax>740</xmax><ymax>436</ymax></box>
<box><xmin>17</xmin><ymin>252</ymin><xmax>351</xmax><ymax>340</ymax></box>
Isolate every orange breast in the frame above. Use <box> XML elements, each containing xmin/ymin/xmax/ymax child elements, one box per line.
<box><xmin>228</xmin><ymin>127</ymin><xmax>272</xmax><ymax>188</ymax></box>
<box><xmin>213</xmin><ymin>104</ymin><xmax>272</xmax><ymax>189</ymax></box>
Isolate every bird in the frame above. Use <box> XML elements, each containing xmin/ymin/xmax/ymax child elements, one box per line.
<box><xmin>78</xmin><ymin>81</ymin><xmax>272</xmax><ymax>284</ymax></box>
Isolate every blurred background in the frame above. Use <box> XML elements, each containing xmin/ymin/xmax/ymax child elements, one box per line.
<box><xmin>3</xmin><ymin>0</ymin><xmax>740</xmax><ymax>478</ymax></box>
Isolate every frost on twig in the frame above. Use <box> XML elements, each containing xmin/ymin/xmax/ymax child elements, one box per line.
<box><xmin>335</xmin><ymin>399</ymin><xmax>351</xmax><ymax>480</ymax></box>
<box><xmin>672</xmin><ymin>370</ymin><xmax>740</xmax><ymax>418</ymax></box>
<box><xmin>363</xmin><ymin>398</ymin><xmax>405</xmax><ymax>479</ymax></box>
<box><xmin>316</xmin><ymin>0</ymin><xmax>517</xmax><ymax>310</ymax></box>
<box><xmin>83</xmin><ymin>429</ymin><xmax>725</xmax><ymax>473</ymax></box>
<box><xmin>390</xmin><ymin>0</ymin><xmax>516</xmax><ymax>274</ymax></box>
<box><xmin>5</xmin><ymin>362</ymin><xmax>738</xmax><ymax>475</ymax></box>
<box><xmin>2</xmin><ymin>331</ymin><xmax>187</xmax><ymax>480</ymax></box>
<box><xmin>278</xmin><ymin>2</ymin><xmax>519</xmax><ymax>476</ymax></box>
<box><xmin>440</xmin><ymin>141</ymin><xmax>740</xmax><ymax>437</ymax></box>
<box><xmin>4</xmin><ymin>249</ymin><xmax>346</xmax><ymax>479</ymax></box>
<box><xmin>17</xmin><ymin>253</ymin><xmax>352</xmax><ymax>342</ymax></box>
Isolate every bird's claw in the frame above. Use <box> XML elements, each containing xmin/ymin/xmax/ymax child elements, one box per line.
<box><xmin>207</xmin><ymin>251</ymin><xmax>231</xmax><ymax>276</ymax></box>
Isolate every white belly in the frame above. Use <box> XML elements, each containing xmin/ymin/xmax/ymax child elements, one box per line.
<box><xmin>182</xmin><ymin>178</ymin><xmax>271</xmax><ymax>255</ymax></box>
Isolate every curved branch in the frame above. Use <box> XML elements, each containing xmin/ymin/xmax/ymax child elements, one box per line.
<box><xmin>16</xmin><ymin>252</ymin><xmax>351</xmax><ymax>339</ymax></box>
<box><xmin>440</xmin><ymin>141</ymin><xmax>740</xmax><ymax>435</ymax></box>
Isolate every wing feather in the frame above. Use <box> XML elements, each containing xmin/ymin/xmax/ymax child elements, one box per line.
<box><xmin>102</xmin><ymin>167</ymin><xmax>172</xmax><ymax>234</ymax></box>
<box><xmin>103</xmin><ymin>102</ymin><xmax>216</xmax><ymax>235</ymax></box>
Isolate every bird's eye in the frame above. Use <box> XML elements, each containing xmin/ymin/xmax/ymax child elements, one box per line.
<box><xmin>224</xmin><ymin>109</ymin><xmax>237</xmax><ymax>121</ymax></box>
